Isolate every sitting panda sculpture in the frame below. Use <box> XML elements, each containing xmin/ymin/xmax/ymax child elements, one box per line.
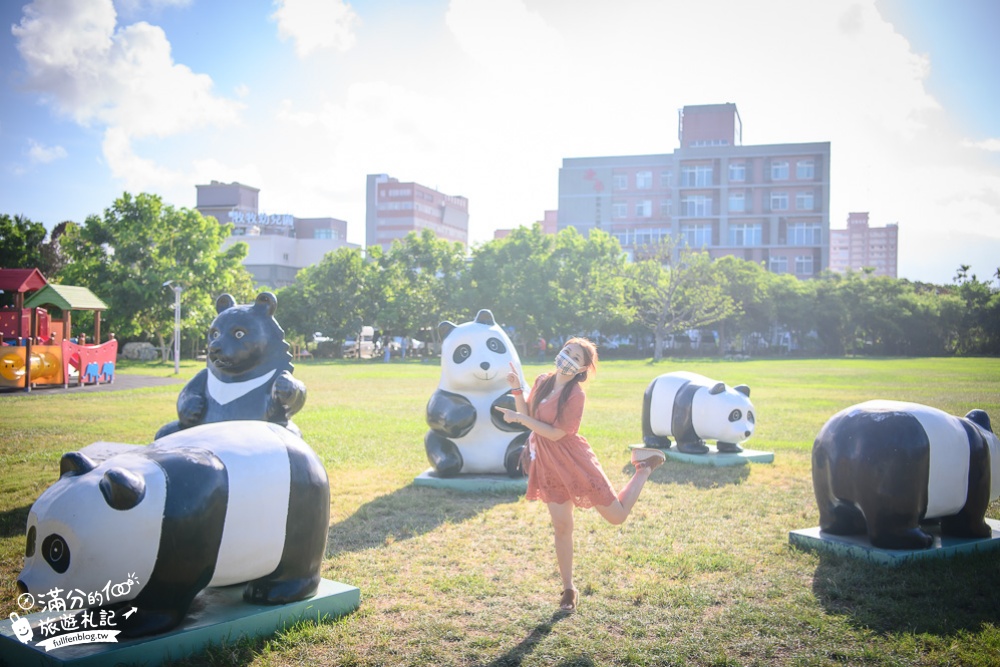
<box><xmin>425</xmin><ymin>309</ymin><xmax>530</xmax><ymax>477</ymax></box>
<box><xmin>642</xmin><ymin>371</ymin><xmax>755</xmax><ymax>454</ymax></box>
<box><xmin>17</xmin><ymin>420</ymin><xmax>330</xmax><ymax>637</ymax></box>
<box><xmin>812</xmin><ymin>400</ymin><xmax>1000</xmax><ymax>550</ymax></box>
<box><xmin>156</xmin><ymin>292</ymin><xmax>306</xmax><ymax>439</ymax></box>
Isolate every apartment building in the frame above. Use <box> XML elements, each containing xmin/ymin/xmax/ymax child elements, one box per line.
<box><xmin>196</xmin><ymin>181</ymin><xmax>355</xmax><ymax>288</ymax></box>
<box><xmin>829</xmin><ymin>211</ymin><xmax>898</xmax><ymax>278</ymax></box>
<box><xmin>557</xmin><ymin>103</ymin><xmax>831</xmax><ymax>278</ymax></box>
<box><xmin>365</xmin><ymin>174</ymin><xmax>469</xmax><ymax>252</ymax></box>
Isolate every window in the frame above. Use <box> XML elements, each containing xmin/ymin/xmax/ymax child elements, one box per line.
<box><xmin>771</xmin><ymin>161</ymin><xmax>789</xmax><ymax>180</ymax></box>
<box><xmin>635</xmin><ymin>200</ymin><xmax>652</xmax><ymax>218</ymax></box>
<box><xmin>796</xmin><ymin>160</ymin><xmax>815</xmax><ymax>179</ymax></box>
<box><xmin>788</xmin><ymin>222</ymin><xmax>822</xmax><ymax>245</ymax></box>
<box><xmin>634</xmin><ymin>228</ymin><xmax>670</xmax><ymax>246</ymax></box>
<box><xmin>681</xmin><ymin>195</ymin><xmax>712</xmax><ymax>217</ymax></box>
<box><xmin>769</xmin><ymin>256</ymin><xmax>788</xmax><ymax>274</ymax></box>
<box><xmin>729</xmin><ymin>223</ymin><xmax>761</xmax><ymax>246</ymax></box>
<box><xmin>728</xmin><ymin>162</ymin><xmax>746</xmax><ymax>182</ymax></box>
<box><xmin>660</xmin><ymin>170</ymin><xmax>673</xmax><ymax>188</ymax></box>
<box><xmin>728</xmin><ymin>192</ymin><xmax>745</xmax><ymax>213</ymax></box>
<box><xmin>636</xmin><ymin>171</ymin><xmax>652</xmax><ymax>189</ymax></box>
<box><xmin>795</xmin><ymin>191</ymin><xmax>815</xmax><ymax>211</ymax></box>
<box><xmin>660</xmin><ymin>199</ymin><xmax>672</xmax><ymax>217</ymax></box>
<box><xmin>614</xmin><ymin>174</ymin><xmax>628</xmax><ymax>190</ymax></box>
<box><xmin>680</xmin><ymin>224</ymin><xmax>713</xmax><ymax>248</ymax></box>
<box><xmin>681</xmin><ymin>165</ymin><xmax>713</xmax><ymax>187</ymax></box>
<box><xmin>613</xmin><ymin>202</ymin><xmax>627</xmax><ymax>218</ymax></box>
<box><xmin>770</xmin><ymin>192</ymin><xmax>788</xmax><ymax>211</ymax></box>
<box><xmin>795</xmin><ymin>255</ymin><xmax>814</xmax><ymax>275</ymax></box>
<box><xmin>314</xmin><ymin>228</ymin><xmax>334</xmax><ymax>240</ymax></box>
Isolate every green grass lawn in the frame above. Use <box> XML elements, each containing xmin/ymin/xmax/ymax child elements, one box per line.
<box><xmin>2</xmin><ymin>356</ymin><xmax>999</xmax><ymax>666</ymax></box>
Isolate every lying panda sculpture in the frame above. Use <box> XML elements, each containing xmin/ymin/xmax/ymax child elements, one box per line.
<box><xmin>425</xmin><ymin>309</ymin><xmax>529</xmax><ymax>477</ymax></box>
<box><xmin>812</xmin><ymin>400</ymin><xmax>1000</xmax><ymax>550</ymax></box>
<box><xmin>156</xmin><ymin>292</ymin><xmax>306</xmax><ymax>440</ymax></box>
<box><xmin>641</xmin><ymin>371</ymin><xmax>755</xmax><ymax>454</ymax></box>
<box><xmin>17</xmin><ymin>420</ymin><xmax>330</xmax><ymax>637</ymax></box>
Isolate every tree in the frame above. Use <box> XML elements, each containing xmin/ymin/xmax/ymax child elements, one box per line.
<box><xmin>276</xmin><ymin>247</ymin><xmax>380</xmax><ymax>350</ymax></box>
<box><xmin>549</xmin><ymin>227</ymin><xmax>631</xmax><ymax>344</ymax></box>
<box><xmin>464</xmin><ymin>225</ymin><xmax>557</xmax><ymax>354</ymax></box>
<box><xmin>57</xmin><ymin>192</ymin><xmax>255</xmax><ymax>357</ymax></box>
<box><xmin>713</xmin><ymin>256</ymin><xmax>773</xmax><ymax>355</ymax></box>
<box><xmin>375</xmin><ymin>229</ymin><xmax>468</xmax><ymax>350</ymax></box>
<box><xmin>0</xmin><ymin>214</ymin><xmax>47</xmax><ymax>270</ymax></box>
<box><xmin>626</xmin><ymin>241</ymin><xmax>736</xmax><ymax>361</ymax></box>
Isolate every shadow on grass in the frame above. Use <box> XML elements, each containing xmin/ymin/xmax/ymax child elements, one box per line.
<box><xmin>0</xmin><ymin>505</ymin><xmax>29</xmax><ymax>539</ymax></box>
<box><xmin>619</xmin><ymin>461</ymin><xmax>749</xmax><ymax>489</ymax></box>
<box><xmin>812</xmin><ymin>551</ymin><xmax>1000</xmax><ymax>634</ymax></box>
<box><xmin>479</xmin><ymin>611</ymin><xmax>584</xmax><ymax>667</ymax></box>
<box><xmin>326</xmin><ymin>484</ymin><xmax>520</xmax><ymax>556</ymax></box>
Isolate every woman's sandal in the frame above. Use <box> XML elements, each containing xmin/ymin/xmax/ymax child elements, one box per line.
<box><xmin>559</xmin><ymin>588</ymin><xmax>578</xmax><ymax>612</ymax></box>
<box><xmin>631</xmin><ymin>447</ymin><xmax>666</xmax><ymax>472</ymax></box>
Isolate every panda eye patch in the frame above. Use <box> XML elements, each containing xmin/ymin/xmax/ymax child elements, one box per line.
<box><xmin>486</xmin><ymin>337</ymin><xmax>506</xmax><ymax>354</ymax></box>
<box><xmin>42</xmin><ymin>534</ymin><xmax>70</xmax><ymax>573</ymax></box>
<box><xmin>747</xmin><ymin>411</ymin><xmax>755</xmax><ymax>424</ymax></box>
<box><xmin>210</xmin><ymin>330</ymin><xmax>220</xmax><ymax>339</ymax></box>
<box><xmin>453</xmin><ymin>344</ymin><xmax>472</xmax><ymax>364</ymax></box>
<box><xmin>728</xmin><ymin>409</ymin><xmax>742</xmax><ymax>422</ymax></box>
<box><xmin>25</xmin><ymin>525</ymin><xmax>35</xmax><ymax>558</ymax></box>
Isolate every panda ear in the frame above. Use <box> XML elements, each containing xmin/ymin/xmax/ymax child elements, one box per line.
<box><xmin>475</xmin><ymin>309</ymin><xmax>495</xmax><ymax>326</ymax></box>
<box><xmin>216</xmin><ymin>294</ymin><xmax>236</xmax><ymax>313</ymax></box>
<box><xmin>254</xmin><ymin>292</ymin><xmax>278</xmax><ymax>318</ymax></box>
<box><xmin>966</xmin><ymin>409</ymin><xmax>993</xmax><ymax>433</ymax></box>
<box><xmin>99</xmin><ymin>468</ymin><xmax>146</xmax><ymax>511</ymax></box>
<box><xmin>709</xmin><ymin>382</ymin><xmax>726</xmax><ymax>395</ymax></box>
<box><xmin>439</xmin><ymin>321</ymin><xmax>457</xmax><ymax>340</ymax></box>
<box><xmin>60</xmin><ymin>452</ymin><xmax>97</xmax><ymax>478</ymax></box>
<box><xmin>734</xmin><ymin>384</ymin><xmax>751</xmax><ymax>397</ymax></box>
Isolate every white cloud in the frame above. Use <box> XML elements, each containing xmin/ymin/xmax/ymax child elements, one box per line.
<box><xmin>270</xmin><ymin>0</ymin><xmax>360</xmax><ymax>58</ymax></box>
<box><xmin>26</xmin><ymin>139</ymin><xmax>67</xmax><ymax>164</ymax></box>
<box><xmin>963</xmin><ymin>138</ymin><xmax>1000</xmax><ymax>152</ymax></box>
<box><xmin>12</xmin><ymin>0</ymin><xmax>242</xmax><ymax>190</ymax></box>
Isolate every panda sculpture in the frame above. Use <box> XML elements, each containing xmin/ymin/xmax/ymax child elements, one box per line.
<box><xmin>642</xmin><ymin>371</ymin><xmax>755</xmax><ymax>454</ymax></box>
<box><xmin>425</xmin><ymin>309</ymin><xmax>530</xmax><ymax>477</ymax></box>
<box><xmin>156</xmin><ymin>292</ymin><xmax>306</xmax><ymax>440</ymax></box>
<box><xmin>17</xmin><ymin>420</ymin><xmax>330</xmax><ymax>637</ymax></box>
<box><xmin>812</xmin><ymin>400</ymin><xmax>1000</xmax><ymax>550</ymax></box>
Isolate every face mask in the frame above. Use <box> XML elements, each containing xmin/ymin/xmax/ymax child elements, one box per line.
<box><xmin>555</xmin><ymin>350</ymin><xmax>582</xmax><ymax>376</ymax></box>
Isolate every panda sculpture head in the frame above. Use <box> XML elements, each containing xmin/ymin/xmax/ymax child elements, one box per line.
<box><xmin>700</xmin><ymin>382</ymin><xmax>756</xmax><ymax>444</ymax></box>
<box><xmin>17</xmin><ymin>452</ymin><xmax>164</xmax><ymax>605</ymax></box>
<box><xmin>437</xmin><ymin>309</ymin><xmax>523</xmax><ymax>394</ymax></box>
<box><xmin>208</xmin><ymin>292</ymin><xmax>293</xmax><ymax>382</ymax></box>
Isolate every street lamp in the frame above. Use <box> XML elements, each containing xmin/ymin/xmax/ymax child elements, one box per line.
<box><xmin>163</xmin><ymin>281</ymin><xmax>182</xmax><ymax>375</ymax></box>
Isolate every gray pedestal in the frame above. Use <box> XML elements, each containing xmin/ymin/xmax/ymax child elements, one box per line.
<box><xmin>631</xmin><ymin>443</ymin><xmax>773</xmax><ymax>466</ymax></box>
<box><xmin>414</xmin><ymin>468</ymin><xmax>527</xmax><ymax>493</ymax></box>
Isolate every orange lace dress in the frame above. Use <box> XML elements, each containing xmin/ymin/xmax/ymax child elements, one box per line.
<box><xmin>524</xmin><ymin>375</ymin><xmax>617</xmax><ymax>509</ymax></box>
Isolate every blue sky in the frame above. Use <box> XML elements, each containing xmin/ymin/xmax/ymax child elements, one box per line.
<box><xmin>1</xmin><ymin>0</ymin><xmax>998</xmax><ymax>285</ymax></box>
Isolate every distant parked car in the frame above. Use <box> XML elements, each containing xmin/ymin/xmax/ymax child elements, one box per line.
<box><xmin>342</xmin><ymin>326</ymin><xmax>375</xmax><ymax>359</ymax></box>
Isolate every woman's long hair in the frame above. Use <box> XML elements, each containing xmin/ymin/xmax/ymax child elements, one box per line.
<box><xmin>529</xmin><ymin>337</ymin><xmax>598</xmax><ymax>422</ymax></box>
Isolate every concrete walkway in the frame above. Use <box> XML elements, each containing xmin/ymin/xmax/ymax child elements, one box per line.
<box><xmin>0</xmin><ymin>373</ymin><xmax>184</xmax><ymax>396</ymax></box>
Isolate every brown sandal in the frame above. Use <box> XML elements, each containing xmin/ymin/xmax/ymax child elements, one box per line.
<box><xmin>559</xmin><ymin>588</ymin><xmax>578</xmax><ymax>612</ymax></box>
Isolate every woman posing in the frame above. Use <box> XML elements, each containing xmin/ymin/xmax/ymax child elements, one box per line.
<box><xmin>496</xmin><ymin>337</ymin><xmax>665</xmax><ymax>612</ymax></box>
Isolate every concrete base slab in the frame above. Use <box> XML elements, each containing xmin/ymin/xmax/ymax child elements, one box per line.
<box><xmin>414</xmin><ymin>468</ymin><xmax>527</xmax><ymax>493</ymax></box>
<box><xmin>0</xmin><ymin>579</ymin><xmax>360</xmax><ymax>667</ymax></box>
<box><xmin>630</xmin><ymin>443</ymin><xmax>773</xmax><ymax>466</ymax></box>
<box><xmin>789</xmin><ymin>518</ymin><xmax>1000</xmax><ymax>566</ymax></box>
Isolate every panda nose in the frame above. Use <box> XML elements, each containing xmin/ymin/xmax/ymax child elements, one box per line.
<box><xmin>480</xmin><ymin>362</ymin><xmax>490</xmax><ymax>371</ymax></box>
<box><xmin>745</xmin><ymin>430</ymin><xmax>752</xmax><ymax>437</ymax></box>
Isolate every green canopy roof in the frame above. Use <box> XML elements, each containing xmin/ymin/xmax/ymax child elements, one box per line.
<box><xmin>23</xmin><ymin>284</ymin><xmax>108</xmax><ymax>312</ymax></box>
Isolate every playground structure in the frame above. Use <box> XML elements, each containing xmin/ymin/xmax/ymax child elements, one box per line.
<box><xmin>0</xmin><ymin>268</ymin><xmax>117</xmax><ymax>390</ymax></box>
